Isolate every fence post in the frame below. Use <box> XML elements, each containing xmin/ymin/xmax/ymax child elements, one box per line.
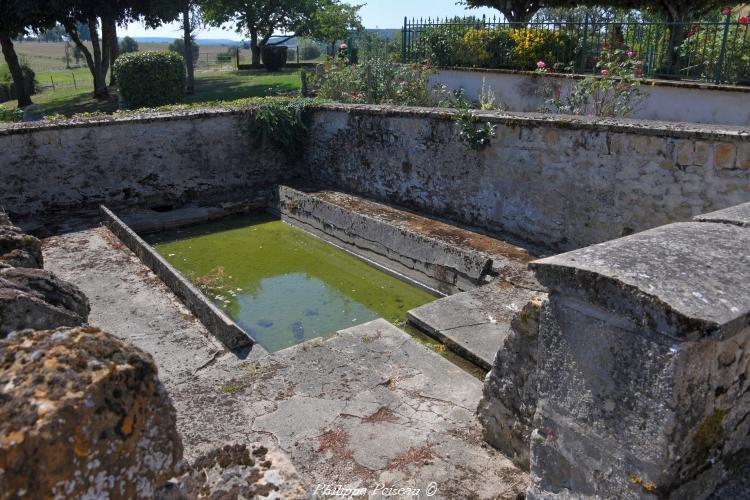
<box><xmin>71</xmin><ymin>72</ymin><xmax>77</xmax><ymax>89</ymax></box>
<box><xmin>579</xmin><ymin>13</ymin><xmax>590</xmax><ymax>73</ymax></box>
<box><xmin>50</xmin><ymin>75</ymin><xmax>55</xmax><ymax>91</ymax></box>
<box><xmin>402</xmin><ymin>17</ymin><xmax>407</xmax><ymax>63</ymax></box>
<box><xmin>715</xmin><ymin>14</ymin><xmax>732</xmax><ymax>84</ymax></box>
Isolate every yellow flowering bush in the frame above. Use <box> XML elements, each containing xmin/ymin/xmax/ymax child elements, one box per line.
<box><xmin>510</xmin><ymin>29</ymin><xmax>576</xmax><ymax>70</ymax></box>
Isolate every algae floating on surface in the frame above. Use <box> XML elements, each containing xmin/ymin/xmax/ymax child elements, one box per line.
<box><xmin>146</xmin><ymin>213</ymin><xmax>437</xmax><ymax>352</ymax></box>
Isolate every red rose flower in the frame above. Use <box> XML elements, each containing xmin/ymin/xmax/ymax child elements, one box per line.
<box><xmin>723</xmin><ymin>9</ymin><xmax>732</xmax><ymax>15</ymax></box>
<box><xmin>740</xmin><ymin>17</ymin><xmax>749</xmax><ymax>24</ymax></box>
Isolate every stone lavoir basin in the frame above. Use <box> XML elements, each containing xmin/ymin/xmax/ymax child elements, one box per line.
<box><xmin>145</xmin><ymin>213</ymin><xmax>437</xmax><ymax>352</ymax></box>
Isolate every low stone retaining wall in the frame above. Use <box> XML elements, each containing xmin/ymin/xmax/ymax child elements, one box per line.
<box><xmin>479</xmin><ymin>201</ymin><xmax>750</xmax><ymax>498</ymax></box>
<box><xmin>0</xmin><ymin>110</ymin><xmax>287</xmax><ymax>223</ymax></box>
<box><xmin>309</xmin><ymin>104</ymin><xmax>750</xmax><ymax>251</ymax></box>
<box><xmin>101</xmin><ymin>205</ymin><xmax>255</xmax><ymax>351</ymax></box>
<box><xmin>431</xmin><ymin>68</ymin><xmax>750</xmax><ymax>126</ymax></box>
<box><xmin>2</xmin><ymin>105</ymin><xmax>749</xmax><ymax>251</ymax></box>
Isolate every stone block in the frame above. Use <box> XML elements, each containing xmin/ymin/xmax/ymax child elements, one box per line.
<box><xmin>0</xmin><ymin>226</ymin><xmax>43</xmax><ymax>269</ymax></box>
<box><xmin>714</xmin><ymin>143</ymin><xmax>737</xmax><ymax>169</ymax></box>
<box><xmin>0</xmin><ymin>267</ymin><xmax>90</xmax><ymax>336</ymax></box>
<box><xmin>738</xmin><ymin>143</ymin><xmax>750</xmax><ymax>169</ymax></box>
<box><xmin>0</xmin><ymin>327</ymin><xmax>183</xmax><ymax>499</ymax></box>
<box><xmin>527</xmin><ymin>220</ymin><xmax>750</xmax><ymax>498</ymax></box>
<box><xmin>477</xmin><ymin>293</ymin><xmax>547</xmax><ymax>469</ymax></box>
<box><xmin>694</xmin><ymin>201</ymin><xmax>750</xmax><ymax>228</ymax></box>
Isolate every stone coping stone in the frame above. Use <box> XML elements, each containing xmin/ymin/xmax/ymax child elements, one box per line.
<box><xmin>2</xmin><ymin>103</ymin><xmax>748</xmax><ymax>142</ymax></box>
<box><xmin>531</xmin><ymin>221</ymin><xmax>750</xmax><ymax>341</ymax></box>
<box><xmin>408</xmin><ymin>281</ymin><xmax>541</xmax><ymax>370</ymax></box>
<box><xmin>275</xmin><ymin>185</ymin><xmax>536</xmax><ymax>293</ymax></box>
<box><xmin>694</xmin><ymin>202</ymin><xmax>750</xmax><ymax>228</ymax></box>
<box><xmin>100</xmin><ymin>205</ymin><xmax>258</xmax><ymax>351</ymax></box>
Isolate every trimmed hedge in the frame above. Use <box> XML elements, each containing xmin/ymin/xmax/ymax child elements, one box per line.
<box><xmin>113</xmin><ymin>51</ymin><xmax>186</xmax><ymax>109</ymax></box>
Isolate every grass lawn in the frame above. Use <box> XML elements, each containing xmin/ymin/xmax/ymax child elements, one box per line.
<box><xmin>0</xmin><ymin>68</ymin><xmax>302</xmax><ymax>117</ymax></box>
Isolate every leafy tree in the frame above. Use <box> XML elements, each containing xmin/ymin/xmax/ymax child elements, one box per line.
<box><xmin>169</xmin><ymin>37</ymin><xmax>200</xmax><ymax>62</ymax></box>
<box><xmin>0</xmin><ymin>0</ymin><xmax>56</xmax><ymax>107</ymax></box>
<box><xmin>75</xmin><ymin>21</ymin><xmax>92</xmax><ymax>41</ymax></box>
<box><xmin>119</xmin><ymin>36</ymin><xmax>140</xmax><ymax>53</ymax></box>
<box><xmin>39</xmin><ymin>24</ymin><xmax>67</xmax><ymax>42</ymax></box>
<box><xmin>313</xmin><ymin>2</ymin><xmax>364</xmax><ymax>55</ymax></box>
<box><xmin>588</xmin><ymin>0</ymin><xmax>727</xmax><ymax>70</ymax></box>
<box><xmin>57</xmin><ymin>0</ymin><xmax>182</xmax><ymax>98</ymax></box>
<box><xmin>201</xmin><ymin>0</ymin><xmax>353</xmax><ymax>67</ymax></box>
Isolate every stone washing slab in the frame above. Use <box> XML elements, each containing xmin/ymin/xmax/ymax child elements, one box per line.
<box><xmin>694</xmin><ymin>201</ymin><xmax>750</xmax><ymax>228</ymax></box>
<box><xmin>274</xmin><ymin>185</ymin><xmax>537</xmax><ymax>294</ymax></box>
<box><xmin>172</xmin><ymin>318</ymin><xmax>528</xmax><ymax>499</ymax></box>
<box><xmin>408</xmin><ymin>281</ymin><xmax>541</xmax><ymax>370</ymax></box>
<box><xmin>531</xmin><ymin>221</ymin><xmax>750</xmax><ymax>340</ymax></box>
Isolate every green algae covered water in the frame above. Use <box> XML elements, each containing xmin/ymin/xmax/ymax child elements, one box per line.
<box><xmin>146</xmin><ymin>213</ymin><xmax>437</xmax><ymax>352</ymax></box>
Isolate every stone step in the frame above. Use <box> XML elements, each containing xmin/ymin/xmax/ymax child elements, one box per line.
<box><xmin>408</xmin><ymin>281</ymin><xmax>542</xmax><ymax>371</ymax></box>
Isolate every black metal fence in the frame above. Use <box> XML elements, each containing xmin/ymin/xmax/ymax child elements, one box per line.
<box><xmin>402</xmin><ymin>14</ymin><xmax>750</xmax><ymax>85</ymax></box>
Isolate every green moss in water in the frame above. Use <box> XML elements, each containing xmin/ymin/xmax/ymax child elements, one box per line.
<box><xmin>146</xmin><ymin>213</ymin><xmax>437</xmax><ymax>352</ymax></box>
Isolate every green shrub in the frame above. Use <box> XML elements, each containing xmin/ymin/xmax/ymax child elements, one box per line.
<box><xmin>261</xmin><ymin>45</ymin><xmax>288</xmax><ymax>72</ymax></box>
<box><xmin>486</xmin><ymin>29</ymin><xmax>516</xmax><ymax>68</ymax></box>
<box><xmin>113</xmin><ymin>51</ymin><xmax>186</xmax><ymax>109</ymax></box>
<box><xmin>300</xmin><ymin>43</ymin><xmax>322</xmax><ymax>60</ymax></box>
<box><xmin>312</xmin><ymin>58</ymin><xmax>433</xmax><ymax>106</ymax></box>
<box><xmin>0</xmin><ymin>63</ymin><xmax>38</xmax><ymax>103</ymax></box>
<box><xmin>0</xmin><ymin>107</ymin><xmax>23</xmax><ymax>123</ymax></box>
<box><xmin>168</xmin><ymin>38</ymin><xmax>199</xmax><ymax>61</ymax></box>
<box><xmin>418</xmin><ymin>26</ymin><xmax>469</xmax><ymax>67</ymax></box>
<box><xmin>460</xmin><ymin>29</ymin><xmax>492</xmax><ymax>67</ymax></box>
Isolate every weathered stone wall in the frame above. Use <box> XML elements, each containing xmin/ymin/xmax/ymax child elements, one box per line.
<box><xmin>0</xmin><ymin>110</ymin><xmax>289</xmax><ymax>223</ymax></box>
<box><xmin>307</xmin><ymin>104</ymin><xmax>750</xmax><ymax>250</ymax></box>
<box><xmin>522</xmin><ymin>203</ymin><xmax>750</xmax><ymax>499</ymax></box>
<box><xmin>2</xmin><ymin>106</ymin><xmax>749</xmax><ymax>251</ymax></box>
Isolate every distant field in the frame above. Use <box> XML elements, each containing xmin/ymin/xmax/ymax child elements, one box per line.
<box><xmin>2</xmin><ymin>40</ymin><xmax>315</xmax><ymax>113</ymax></box>
<box><xmin>12</xmin><ymin>41</ymin><xmax>322</xmax><ymax>74</ymax></box>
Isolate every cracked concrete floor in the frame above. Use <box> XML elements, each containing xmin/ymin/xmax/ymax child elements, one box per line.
<box><xmin>44</xmin><ymin>226</ymin><xmax>527</xmax><ymax>499</ymax></box>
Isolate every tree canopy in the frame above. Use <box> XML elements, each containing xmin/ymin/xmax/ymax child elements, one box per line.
<box><xmin>0</xmin><ymin>0</ymin><xmax>57</xmax><ymax>106</ymax></box>
<box><xmin>55</xmin><ymin>0</ymin><xmax>182</xmax><ymax>97</ymax></box>
<box><xmin>201</xmin><ymin>0</ymin><xmax>361</xmax><ymax>65</ymax></box>
<box><xmin>463</xmin><ymin>0</ymin><xmax>730</xmax><ymax>23</ymax></box>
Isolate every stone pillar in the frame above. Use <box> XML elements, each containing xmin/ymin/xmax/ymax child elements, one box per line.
<box><xmin>527</xmin><ymin>215</ymin><xmax>750</xmax><ymax>499</ymax></box>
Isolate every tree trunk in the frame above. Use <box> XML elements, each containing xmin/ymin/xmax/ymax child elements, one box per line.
<box><xmin>88</xmin><ymin>16</ymin><xmax>108</xmax><ymax>98</ymax></box>
<box><xmin>250</xmin><ymin>29</ymin><xmax>261</xmax><ymax>67</ymax></box>
<box><xmin>105</xmin><ymin>18</ymin><xmax>119</xmax><ymax>86</ymax></box>
<box><xmin>0</xmin><ymin>33</ymin><xmax>32</xmax><ymax>108</ymax></box>
<box><xmin>183</xmin><ymin>1</ymin><xmax>195</xmax><ymax>94</ymax></box>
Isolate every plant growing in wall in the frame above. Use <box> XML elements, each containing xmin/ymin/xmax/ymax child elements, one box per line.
<box><xmin>245</xmin><ymin>97</ymin><xmax>319</xmax><ymax>159</ymax></box>
<box><xmin>438</xmin><ymin>87</ymin><xmax>497</xmax><ymax>151</ymax></box>
<box><xmin>456</xmin><ymin>108</ymin><xmax>497</xmax><ymax>151</ymax></box>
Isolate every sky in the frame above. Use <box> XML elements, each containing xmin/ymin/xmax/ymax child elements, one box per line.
<box><xmin>120</xmin><ymin>0</ymin><xmax>499</xmax><ymax>40</ymax></box>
